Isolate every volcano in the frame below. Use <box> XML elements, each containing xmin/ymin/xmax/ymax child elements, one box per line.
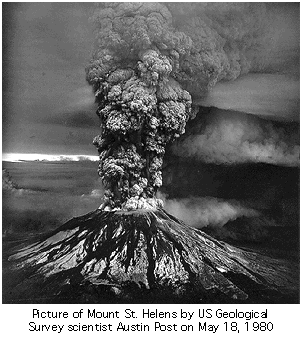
<box><xmin>5</xmin><ymin>208</ymin><xmax>298</xmax><ymax>304</ymax></box>
<box><xmin>3</xmin><ymin>3</ymin><xmax>299</xmax><ymax>305</ymax></box>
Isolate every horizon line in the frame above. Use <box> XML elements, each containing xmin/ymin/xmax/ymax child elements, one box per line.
<box><xmin>2</xmin><ymin>153</ymin><xmax>99</xmax><ymax>163</ymax></box>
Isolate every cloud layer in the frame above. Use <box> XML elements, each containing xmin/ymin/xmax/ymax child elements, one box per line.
<box><xmin>196</xmin><ymin>74</ymin><xmax>299</xmax><ymax>121</ymax></box>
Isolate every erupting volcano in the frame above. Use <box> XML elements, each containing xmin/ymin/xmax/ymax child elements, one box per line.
<box><xmin>5</xmin><ymin>3</ymin><xmax>299</xmax><ymax>303</ymax></box>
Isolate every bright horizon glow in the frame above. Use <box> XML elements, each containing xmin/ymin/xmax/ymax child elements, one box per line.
<box><xmin>2</xmin><ymin>153</ymin><xmax>99</xmax><ymax>162</ymax></box>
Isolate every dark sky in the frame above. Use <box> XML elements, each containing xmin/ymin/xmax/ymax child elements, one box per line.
<box><xmin>3</xmin><ymin>3</ymin><xmax>99</xmax><ymax>155</ymax></box>
<box><xmin>2</xmin><ymin>2</ymin><xmax>300</xmax><ymax>156</ymax></box>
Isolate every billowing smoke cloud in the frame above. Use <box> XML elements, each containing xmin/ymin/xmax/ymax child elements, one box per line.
<box><xmin>166</xmin><ymin>2</ymin><xmax>298</xmax><ymax>95</ymax></box>
<box><xmin>158</xmin><ymin>193</ymin><xmax>259</xmax><ymax>228</ymax></box>
<box><xmin>172</xmin><ymin>110</ymin><xmax>299</xmax><ymax>166</ymax></box>
<box><xmin>170</xmin><ymin>3</ymin><xmax>299</xmax><ymax>120</ymax></box>
<box><xmin>86</xmin><ymin>2</ymin><xmax>199</xmax><ymax>210</ymax></box>
<box><xmin>159</xmin><ymin>192</ymin><xmax>278</xmax><ymax>243</ymax></box>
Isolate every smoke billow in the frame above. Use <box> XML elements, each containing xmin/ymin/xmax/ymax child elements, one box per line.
<box><xmin>172</xmin><ymin>110</ymin><xmax>299</xmax><ymax>166</ymax></box>
<box><xmin>85</xmin><ymin>3</ymin><xmax>299</xmax><ymax>209</ymax></box>
<box><xmin>159</xmin><ymin>193</ymin><xmax>259</xmax><ymax>228</ymax></box>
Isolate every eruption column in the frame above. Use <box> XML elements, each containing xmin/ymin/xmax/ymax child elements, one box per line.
<box><xmin>86</xmin><ymin>3</ymin><xmax>193</xmax><ymax>210</ymax></box>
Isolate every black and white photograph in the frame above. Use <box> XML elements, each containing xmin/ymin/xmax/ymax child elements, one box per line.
<box><xmin>2</xmin><ymin>2</ymin><xmax>300</xmax><ymax>305</ymax></box>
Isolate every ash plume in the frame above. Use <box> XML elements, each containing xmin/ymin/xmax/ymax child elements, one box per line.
<box><xmin>86</xmin><ymin>2</ymin><xmax>195</xmax><ymax>210</ymax></box>
<box><xmin>85</xmin><ymin>3</ymin><xmax>298</xmax><ymax>210</ymax></box>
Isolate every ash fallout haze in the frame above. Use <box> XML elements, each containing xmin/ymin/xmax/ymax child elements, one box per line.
<box><xmin>2</xmin><ymin>2</ymin><xmax>300</xmax><ymax>304</ymax></box>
